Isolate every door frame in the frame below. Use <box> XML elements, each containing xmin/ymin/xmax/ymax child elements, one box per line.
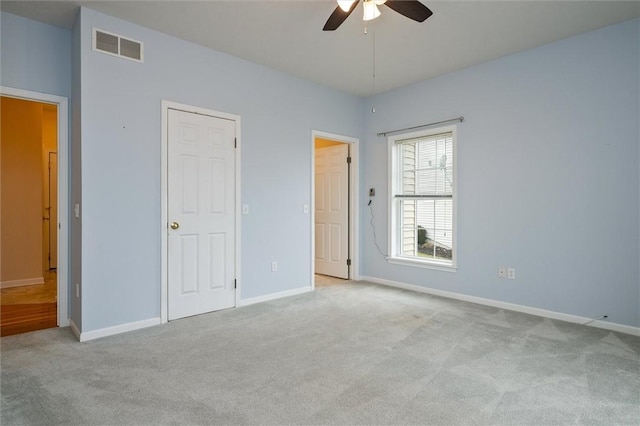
<box><xmin>311</xmin><ymin>130</ymin><xmax>360</xmax><ymax>288</ymax></box>
<box><xmin>42</xmin><ymin>149</ymin><xmax>57</xmax><ymax>270</ymax></box>
<box><xmin>1</xmin><ymin>86</ymin><xmax>69</xmax><ymax>327</ymax></box>
<box><xmin>160</xmin><ymin>100</ymin><xmax>241</xmax><ymax>323</ymax></box>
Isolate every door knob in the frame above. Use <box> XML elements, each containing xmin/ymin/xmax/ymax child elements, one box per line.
<box><xmin>170</xmin><ymin>222</ymin><xmax>179</xmax><ymax>230</ymax></box>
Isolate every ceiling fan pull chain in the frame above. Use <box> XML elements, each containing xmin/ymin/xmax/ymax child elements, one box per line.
<box><xmin>371</xmin><ymin>22</ymin><xmax>376</xmax><ymax>113</ymax></box>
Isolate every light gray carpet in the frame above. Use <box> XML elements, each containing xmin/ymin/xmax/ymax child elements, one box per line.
<box><xmin>2</xmin><ymin>280</ymin><xmax>639</xmax><ymax>425</ymax></box>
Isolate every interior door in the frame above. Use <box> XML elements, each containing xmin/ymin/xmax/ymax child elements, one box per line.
<box><xmin>48</xmin><ymin>152</ymin><xmax>58</xmax><ymax>270</ymax></box>
<box><xmin>315</xmin><ymin>144</ymin><xmax>349</xmax><ymax>279</ymax></box>
<box><xmin>167</xmin><ymin>109</ymin><xmax>236</xmax><ymax>320</ymax></box>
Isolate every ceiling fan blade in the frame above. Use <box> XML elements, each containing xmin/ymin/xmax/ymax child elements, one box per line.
<box><xmin>323</xmin><ymin>1</ymin><xmax>359</xmax><ymax>31</ymax></box>
<box><xmin>384</xmin><ymin>0</ymin><xmax>433</xmax><ymax>23</ymax></box>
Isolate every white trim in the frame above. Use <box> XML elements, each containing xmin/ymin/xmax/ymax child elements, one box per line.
<box><xmin>361</xmin><ymin>275</ymin><xmax>640</xmax><ymax>337</ymax></box>
<box><xmin>234</xmin><ymin>118</ymin><xmax>242</xmax><ymax>313</ymax></box>
<box><xmin>310</xmin><ymin>130</ymin><xmax>361</xmax><ymax>290</ymax></box>
<box><xmin>387</xmin><ymin>125</ymin><xmax>458</xmax><ymax>270</ymax></box>
<box><xmin>237</xmin><ymin>286</ymin><xmax>312</xmax><ymax>307</ymax></box>
<box><xmin>1</xmin><ymin>86</ymin><xmax>70</xmax><ymax>327</ymax></box>
<box><xmin>160</xmin><ymin>100</ymin><xmax>241</xmax><ymax>324</ymax></box>
<box><xmin>77</xmin><ymin>317</ymin><xmax>161</xmax><ymax>342</ymax></box>
<box><xmin>1</xmin><ymin>277</ymin><xmax>45</xmax><ymax>289</ymax></box>
<box><xmin>387</xmin><ymin>257</ymin><xmax>457</xmax><ymax>272</ymax></box>
<box><xmin>161</xmin><ymin>103</ymin><xmax>169</xmax><ymax>323</ymax></box>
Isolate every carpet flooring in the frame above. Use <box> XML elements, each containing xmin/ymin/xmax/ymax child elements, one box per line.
<box><xmin>1</xmin><ymin>280</ymin><xmax>639</xmax><ymax>425</ymax></box>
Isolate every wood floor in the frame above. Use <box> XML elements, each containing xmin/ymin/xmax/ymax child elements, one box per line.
<box><xmin>1</xmin><ymin>271</ymin><xmax>57</xmax><ymax>337</ymax></box>
<box><xmin>315</xmin><ymin>273</ymin><xmax>350</xmax><ymax>288</ymax></box>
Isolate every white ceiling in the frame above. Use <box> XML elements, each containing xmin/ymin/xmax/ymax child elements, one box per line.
<box><xmin>2</xmin><ymin>0</ymin><xmax>639</xmax><ymax>97</ymax></box>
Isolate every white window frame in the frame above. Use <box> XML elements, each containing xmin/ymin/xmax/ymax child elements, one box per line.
<box><xmin>387</xmin><ymin>125</ymin><xmax>458</xmax><ymax>272</ymax></box>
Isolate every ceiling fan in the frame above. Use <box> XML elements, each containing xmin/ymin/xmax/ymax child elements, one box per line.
<box><xmin>323</xmin><ymin>0</ymin><xmax>433</xmax><ymax>31</ymax></box>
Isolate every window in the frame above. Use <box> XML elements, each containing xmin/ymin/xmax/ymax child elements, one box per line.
<box><xmin>388</xmin><ymin>126</ymin><xmax>456</xmax><ymax>269</ymax></box>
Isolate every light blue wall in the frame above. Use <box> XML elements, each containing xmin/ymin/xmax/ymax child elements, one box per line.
<box><xmin>1</xmin><ymin>11</ymin><xmax>75</xmax><ymax>323</ymax></box>
<box><xmin>1</xmin><ymin>12</ymin><xmax>71</xmax><ymax>97</ymax></box>
<box><xmin>76</xmin><ymin>8</ymin><xmax>363</xmax><ymax>331</ymax></box>
<box><xmin>362</xmin><ymin>19</ymin><xmax>640</xmax><ymax>328</ymax></box>
<box><xmin>3</xmin><ymin>9</ymin><xmax>638</xmax><ymax>332</ymax></box>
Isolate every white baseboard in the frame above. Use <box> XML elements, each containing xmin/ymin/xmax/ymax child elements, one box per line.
<box><xmin>77</xmin><ymin>317</ymin><xmax>161</xmax><ymax>342</ymax></box>
<box><xmin>71</xmin><ymin>286</ymin><xmax>312</xmax><ymax>341</ymax></box>
<box><xmin>58</xmin><ymin>315</ymin><xmax>70</xmax><ymax>328</ymax></box>
<box><xmin>360</xmin><ymin>275</ymin><xmax>640</xmax><ymax>337</ymax></box>
<box><xmin>1</xmin><ymin>277</ymin><xmax>44</xmax><ymax>289</ymax></box>
<box><xmin>238</xmin><ymin>286</ymin><xmax>313</xmax><ymax>307</ymax></box>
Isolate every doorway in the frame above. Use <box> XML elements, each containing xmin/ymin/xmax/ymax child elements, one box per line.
<box><xmin>0</xmin><ymin>94</ymin><xmax>67</xmax><ymax>336</ymax></box>
<box><xmin>44</xmin><ymin>150</ymin><xmax>58</xmax><ymax>270</ymax></box>
<box><xmin>161</xmin><ymin>101</ymin><xmax>241</xmax><ymax>323</ymax></box>
<box><xmin>312</xmin><ymin>131</ymin><xmax>359</xmax><ymax>287</ymax></box>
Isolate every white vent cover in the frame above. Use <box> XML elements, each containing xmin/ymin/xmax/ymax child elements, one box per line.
<box><xmin>93</xmin><ymin>28</ymin><xmax>143</xmax><ymax>62</ymax></box>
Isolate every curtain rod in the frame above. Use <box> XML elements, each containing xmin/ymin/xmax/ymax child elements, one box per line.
<box><xmin>377</xmin><ymin>116</ymin><xmax>464</xmax><ymax>137</ymax></box>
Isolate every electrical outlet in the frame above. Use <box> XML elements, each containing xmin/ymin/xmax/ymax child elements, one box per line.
<box><xmin>498</xmin><ymin>266</ymin><xmax>506</xmax><ymax>278</ymax></box>
<box><xmin>271</xmin><ymin>261</ymin><xmax>278</xmax><ymax>272</ymax></box>
<box><xmin>369</xmin><ymin>188</ymin><xmax>376</xmax><ymax>197</ymax></box>
<box><xmin>508</xmin><ymin>268</ymin><xmax>516</xmax><ymax>279</ymax></box>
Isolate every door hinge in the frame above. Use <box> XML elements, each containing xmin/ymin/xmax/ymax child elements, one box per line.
<box><xmin>234</xmin><ymin>137</ymin><xmax>237</xmax><ymax>148</ymax></box>
<box><xmin>234</xmin><ymin>279</ymin><xmax>237</xmax><ymax>289</ymax></box>
<box><xmin>347</xmin><ymin>156</ymin><xmax>352</xmax><ymax>164</ymax></box>
<box><xmin>347</xmin><ymin>258</ymin><xmax>351</xmax><ymax>266</ymax></box>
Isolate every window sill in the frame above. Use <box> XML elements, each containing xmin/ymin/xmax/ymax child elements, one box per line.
<box><xmin>387</xmin><ymin>256</ymin><xmax>457</xmax><ymax>273</ymax></box>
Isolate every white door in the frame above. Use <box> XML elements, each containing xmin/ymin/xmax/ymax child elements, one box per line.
<box><xmin>315</xmin><ymin>144</ymin><xmax>349</xmax><ymax>279</ymax></box>
<box><xmin>167</xmin><ymin>109</ymin><xmax>236</xmax><ymax>320</ymax></box>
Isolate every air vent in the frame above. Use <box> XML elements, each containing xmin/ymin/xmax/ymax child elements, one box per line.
<box><xmin>93</xmin><ymin>28</ymin><xmax>143</xmax><ymax>63</ymax></box>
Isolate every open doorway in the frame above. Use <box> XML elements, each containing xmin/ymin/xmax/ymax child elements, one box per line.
<box><xmin>1</xmin><ymin>95</ymin><xmax>64</xmax><ymax>336</ymax></box>
<box><xmin>312</xmin><ymin>131</ymin><xmax>359</xmax><ymax>288</ymax></box>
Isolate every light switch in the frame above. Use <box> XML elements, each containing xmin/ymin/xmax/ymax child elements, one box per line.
<box><xmin>242</xmin><ymin>204</ymin><xmax>249</xmax><ymax>215</ymax></box>
<box><xmin>303</xmin><ymin>203</ymin><xmax>309</xmax><ymax>214</ymax></box>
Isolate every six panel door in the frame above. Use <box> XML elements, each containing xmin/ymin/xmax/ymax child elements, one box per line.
<box><xmin>168</xmin><ymin>109</ymin><xmax>236</xmax><ymax>320</ymax></box>
<box><xmin>315</xmin><ymin>144</ymin><xmax>349</xmax><ymax>279</ymax></box>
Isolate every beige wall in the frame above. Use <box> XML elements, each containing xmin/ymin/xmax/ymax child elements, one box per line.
<box><xmin>42</xmin><ymin>104</ymin><xmax>58</xmax><ymax>269</ymax></box>
<box><xmin>42</xmin><ymin>104</ymin><xmax>57</xmax><ymax>151</ymax></box>
<box><xmin>1</xmin><ymin>97</ymin><xmax>45</xmax><ymax>285</ymax></box>
<box><xmin>315</xmin><ymin>137</ymin><xmax>344</xmax><ymax>149</ymax></box>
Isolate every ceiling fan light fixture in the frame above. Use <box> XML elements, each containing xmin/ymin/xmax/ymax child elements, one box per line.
<box><xmin>363</xmin><ymin>1</ymin><xmax>381</xmax><ymax>21</ymax></box>
<box><xmin>324</xmin><ymin>0</ymin><xmax>432</xmax><ymax>31</ymax></box>
<box><xmin>337</xmin><ymin>1</ymin><xmax>356</xmax><ymax>12</ymax></box>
